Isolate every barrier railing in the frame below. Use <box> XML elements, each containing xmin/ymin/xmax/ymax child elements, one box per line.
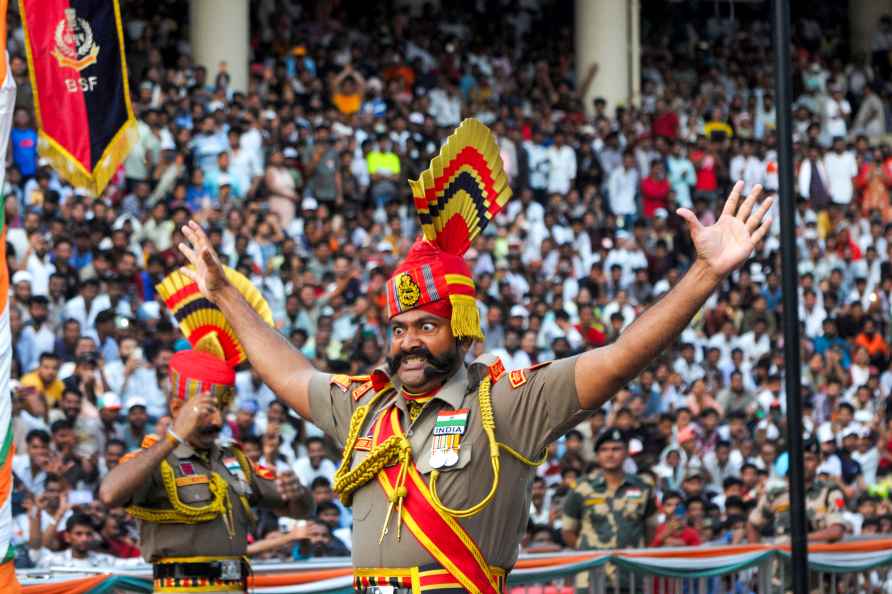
<box><xmin>16</xmin><ymin>538</ymin><xmax>892</xmax><ymax>593</ymax></box>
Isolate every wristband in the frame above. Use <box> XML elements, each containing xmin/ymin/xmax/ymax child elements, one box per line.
<box><xmin>166</xmin><ymin>429</ymin><xmax>184</xmax><ymax>446</ymax></box>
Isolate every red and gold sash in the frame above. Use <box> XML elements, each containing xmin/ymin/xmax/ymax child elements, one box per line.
<box><xmin>372</xmin><ymin>406</ymin><xmax>502</xmax><ymax>594</ymax></box>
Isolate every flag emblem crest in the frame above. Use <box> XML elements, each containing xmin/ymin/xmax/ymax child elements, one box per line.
<box><xmin>52</xmin><ymin>9</ymin><xmax>99</xmax><ymax>71</ymax></box>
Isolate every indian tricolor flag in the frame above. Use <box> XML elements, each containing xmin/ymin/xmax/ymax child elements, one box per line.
<box><xmin>433</xmin><ymin>409</ymin><xmax>470</xmax><ymax>435</ymax></box>
<box><xmin>0</xmin><ymin>1</ymin><xmax>20</xmax><ymax>591</ymax></box>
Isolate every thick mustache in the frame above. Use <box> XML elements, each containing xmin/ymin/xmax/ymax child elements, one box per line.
<box><xmin>387</xmin><ymin>347</ymin><xmax>452</xmax><ymax>375</ymax></box>
<box><xmin>198</xmin><ymin>425</ymin><xmax>222</xmax><ymax>435</ymax></box>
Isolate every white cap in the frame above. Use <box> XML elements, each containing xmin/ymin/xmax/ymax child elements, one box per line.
<box><xmin>301</xmin><ymin>196</ymin><xmax>318</xmax><ymax>210</ymax></box>
<box><xmin>654</xmin><ymin>208</ymin><xmax>669</xmax><ymax>219</ymax></box>
<box><xmin>408</xmin><ymin>112</ymin><xmax>425</xmax><ymax>125</ymax></box>
<box><xmin>160</xmin><ymin>137</ymin><xmax>176</xmax><ymax>151</ymax></box>
<box><xmin>376</xmin><ymin>241</ymin><xmax>394</xmax><ymax>252</ymax></box>
<box><xmin>283</xmin><ymin>147</ymin><xmax>299</xmax><ymax>159</ymax></box>
<box><xmin>125</xmin><ymin>396</ymin><xmax>148</xmax><ymax>410</ymax></box>
<box><xmin>509</xmin><ymin>305</ymin><xmax>529</xmax><ymax>318</ymax></box>
<box><xmin>99</xmin><ymin>392</ymin><xmax>122</xmax><ymax>410</ymax></box>
<box><xmin>817</xmin><ymin>423</ymin><xmax>835</xmax><ymax>443</ymax></box>
<box><xmin>841</xmin><ymin>424</ymin><xmax>862</xmax><ymax>440</ymax></box>
<box><xmin>11</xmin><ymin>270</ymin><xmax>32</xmax><ymax>285</ymax></box>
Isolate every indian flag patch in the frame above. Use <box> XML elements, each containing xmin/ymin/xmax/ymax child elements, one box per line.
<box><xmin>433</xmin><ymin>408</ymin><xmax>470</xmax><ymax>436</ymax></box>
<box><xmin>223</xmin><ymin>456</ymin><xmax>245</xmax><ymax>481</ymax></box>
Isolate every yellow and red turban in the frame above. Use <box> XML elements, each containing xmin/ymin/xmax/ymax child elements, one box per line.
<box><xmin>155</xmin><ymin>267</ymin><xmax>273</xmax><ymax>406</ymax></box>
<box><xmin>385</xmin><ymin>119</ymin><xmax>512</xmax><ymax>341</ymax></box>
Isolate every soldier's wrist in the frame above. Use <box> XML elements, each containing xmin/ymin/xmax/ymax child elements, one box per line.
<box><xmin>166</xmin><ymin>429</ymin><xmax>185</xmax><ymax>447</ymax></box>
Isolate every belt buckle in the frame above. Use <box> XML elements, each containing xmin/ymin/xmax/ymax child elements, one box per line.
<box><xmin>220</xmin><ymin>559</ymin><xmax>241</xmax><ymax>581</ymax></box>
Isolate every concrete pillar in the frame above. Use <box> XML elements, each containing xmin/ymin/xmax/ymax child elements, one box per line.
<box><xmin>849</xmin><ymin>0</ymin><xmax>892</xmax><ymax>59</ymax></box>
<box><xmin>190</xmin><ymin>0</ymin><xmax>249</xmax><ymax>92</ymax></box>
<box><xmin>575</xmin><ymin>0</ymin><xmax>637</xmax><ymax>116</ymax></box>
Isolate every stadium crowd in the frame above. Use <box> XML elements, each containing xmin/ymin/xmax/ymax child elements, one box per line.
<box><xmin>6</xmin><ymin>0</ymin><xmax>892</xmax><ymax>570</ymax></box>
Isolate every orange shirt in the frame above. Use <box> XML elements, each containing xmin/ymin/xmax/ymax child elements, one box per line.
<box><xmin>854</xmin><ymin>332</ymin><xmax>889</xmax><ymax>357</ymax></box>
<box><xmin>332</xmin><ymin>92</ymin><xmax>361</xmax><ymax>115</ymax></box>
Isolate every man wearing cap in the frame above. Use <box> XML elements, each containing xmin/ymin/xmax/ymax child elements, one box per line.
<box><xmin>100</xmin><ymin>268</ymin><xmax>313</xmax><ymax>593</ymax></box>
<box><xmin>562</xmin><ymin>428</ymin><xmax>658</xmax><ymax>592</ymax></box>
<box><xmin>178</xmin><ymin>118</ymin><xmax>773</xmax><ymax>593</ymax></box>
<box><xmin>747</xmin><ymin>439</ymin><xmax>847</xmax><ymax>544</ymax></box>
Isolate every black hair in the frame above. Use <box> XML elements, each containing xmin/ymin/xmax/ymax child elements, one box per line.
<box><xmin>66</xmin><ymin>513</ymin><xmax>95</xmax><ymax>533</ymax></box>
<box><xmin>25</xmin><ymin>429</ymin><xmax>50</xmax><ymax>446</ymax></box>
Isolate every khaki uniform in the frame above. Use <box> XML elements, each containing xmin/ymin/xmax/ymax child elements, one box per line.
<box><xmin>308</xmin><ymin>353</ymin><xmax>583</xmax><ymax>571</ymax></box>
<box><xmin>749</xmin><ymin>480</ymin><xmax>848</xmax><ymax>592</ymax></box>
<box><xmin>748</xmin><ymin>480</ymin><xmax>847</xmax><ymax>540</ymax></box>
<box><xmin>562</xmin><ymin>470</ymin><xmax>659</xmax><ymax>591</ymax></box>
<box><xmin>125</xmin><ymin>437</ymin><xmax>287</xmax><ymax>593</ymax></box>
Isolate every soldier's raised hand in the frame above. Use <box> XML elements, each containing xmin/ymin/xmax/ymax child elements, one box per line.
<box><xmin>178</xmin><ymin>220</ymin><xmax>231</xmax><ymax>303</ymax></box>
<box><xmin>172</xmin><ymin>392</ymin><xmax>217</xmax><ymax>441</ymax></box>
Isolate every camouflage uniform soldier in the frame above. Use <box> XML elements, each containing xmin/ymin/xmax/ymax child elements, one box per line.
<box><xmin>562</xmin><ymin>429</ymin><xmax>659</xmax><ymax>592</ymax></box>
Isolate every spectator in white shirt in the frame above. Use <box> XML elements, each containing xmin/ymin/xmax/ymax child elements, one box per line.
<box><xmin>673</xmin><ymin>343</ymin><xmax>705</xmax><ymax>386</ymax></box>
<box><xmin>799</xmin><ymin>288</ymin><xmax>827</xmax><ymax>338</ymax></box>
<box><xmin>17</xmin><ymin>296</ymin><xmax>55</xmax><ymax>374</ymax></box>
<box><xmin>608</xmin><ymin>151</ymin><xmax>639</xmax><ymax>223</ymax></box>
<box><xmin>13</xmin><ymin>429</ymin><xmax>50</xmax><ymax>496</ymax></box>
<box><xmin>62</xmin><ymin>279</ymin><xmax>108</xmax><ymax>331</ymax></box>
<box><xmin>546</xmin><ymin>132</ymin><xmax>577</xmax><ymax>195</ymax></box>
<box><xmin>737</xmin><ymin>317</ymin><xmax>772</xmax><ymax>364</ymax></box>
<box><xmin>428</xmin><ymin>79</ymin><xmax>462</xmax><ymax>128</ymax></box>
<box><xmin>23</xmin><ymin>231</ymin><xmax>54</xmax><ymax>297</ymax></box>
<box><xmin>524</xmin><ymin>130</ymin><xmax>550</xmax><ymax>201</ymax></box>
<box><xmin>823</xmin><ymin>136</ymin><xmax>858</xmax><ymax>205</ymax></box>
<box><xmin>822</xmin><ymin>87</ymin><xmax>851</xmax><ymax>145</ymax></box>
<box><xmin>728</xmin><ymin>141</ymin><xmax>764</xmax><ymax>195</ymax></box>
<box><xmin>293</xmin><ymin>436</ymin><xmax>337</xmax><ymax>487</ymax></box>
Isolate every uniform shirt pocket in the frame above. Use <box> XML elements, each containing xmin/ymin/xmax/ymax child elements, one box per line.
<box><xmin>177</xmin><ymin>483</ymin><xmax>213</xmax><ymax>504</ymax></box>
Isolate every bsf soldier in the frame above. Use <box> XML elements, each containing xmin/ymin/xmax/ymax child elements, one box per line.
<box><xmin>99</xmin><ymin>268</ymin><xmax>314</xmax><ymax>594</ymax></box>
<box><xmin>562</xmin><ymin>429</ymin><xmax>658</xmax><ymax>592</ymax></box>
<box><xmin>747</xmin><ymin>439</ymin><xmax>847</xmax><ymax>592</ymax></box>
<box><xmin>747</xmin><ymin>439</ymin><xmax>847</xmax><ymax>544</ymax></box>
<box><xmin>177</xmin><ymin>118</ymin><xmax>773</xmax><ymax>593</ymax></box>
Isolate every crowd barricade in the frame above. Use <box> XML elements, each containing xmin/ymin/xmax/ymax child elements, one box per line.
<box><xmin>15</xmin><ymin>538</ymin><xmax>892</xmax><ymax>593</ymax></box>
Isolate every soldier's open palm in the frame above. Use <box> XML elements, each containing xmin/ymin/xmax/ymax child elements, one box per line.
<box><xmin>178</xmin><ymin>221</ymin><xmax>229</xmax><ymax>302</ymax></box>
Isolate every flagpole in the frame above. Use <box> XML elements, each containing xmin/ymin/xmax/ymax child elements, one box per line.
<box><xmin>772</xmin><ymin>0</ymin><xmax>808</xmax><ymax>592</ymax></box>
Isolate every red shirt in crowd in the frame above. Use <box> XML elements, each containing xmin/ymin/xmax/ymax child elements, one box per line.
<box><xmin>641</xmin><ymin>176</ymin><xmax>671</xmax><ymax>218</ymax></box>
<box><xmin>652</xmin><ymin>110</ymin><xmax>679</xmax><ymax>139</ymax></box>
<box><xmin>690</xmin><ymin>149</ymin><xmax>719</xmax><ymax>192</ymax></box>
<box><xmin>650</xmin><ymin>523</ymin><xmax>702</xmax><ymax>547</ymax></box>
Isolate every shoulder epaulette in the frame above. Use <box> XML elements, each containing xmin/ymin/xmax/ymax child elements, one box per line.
<box><xmin>253</xmin><ymin>463</ymin><xmax>277</xmax><ymax>480</ymax></box>
<box><xmin>352</xmin><ymin>380</ymin><xmax>374</xmax><ymax>401</ymax></box>
<box><xmin>488</xmin><ymin>359</ymin><xmax>506</xmax><ymax>384</ymax></box>
<box><xmin>508</xmin><ymin>369</ymin><xmax>527</xmax><ymax>388</ymax></box>
<box><xmin>331</xmin><ymin>374</ymin><xmax>371</xmax><ymax>392</ymax></box>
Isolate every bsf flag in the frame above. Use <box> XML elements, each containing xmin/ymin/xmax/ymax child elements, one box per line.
<box><xmin>20</xmin><ymin>0</ymin><xmax>136</xmax><ymax>195</ymax></box>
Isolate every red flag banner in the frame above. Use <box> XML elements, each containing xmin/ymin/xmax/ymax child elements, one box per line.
<box><xmin>19</xmin><ymin>0</ymin><xmax>136</xmax><ymax>195</ymax></box>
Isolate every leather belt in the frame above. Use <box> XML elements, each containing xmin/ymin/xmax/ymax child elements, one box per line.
<box><xmin>153</xmin><ymin>556</ymin><xmax>248</xmax><ymax>592</ymax></box>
